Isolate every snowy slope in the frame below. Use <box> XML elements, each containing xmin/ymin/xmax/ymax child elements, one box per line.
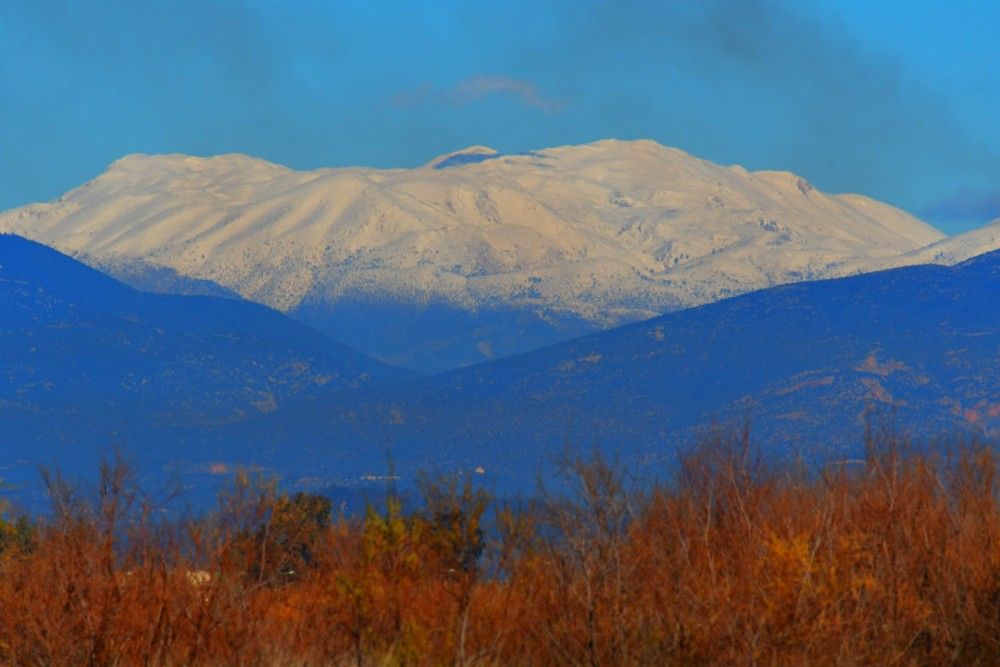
<box><xmin>902</xmin><ymin>218</ymin><xmax>1000</xmax><ymax>264</ymax></box>
<box><xmin>0</xmin><ymin>140</ymin><xmax>946</xmax><ymax>370</ymax></box>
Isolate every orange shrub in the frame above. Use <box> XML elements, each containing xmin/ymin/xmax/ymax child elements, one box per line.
<box><xmin>4</xmin><ymin>429</ymin><xmax>1000</xmax><ymax>665</ymax></box>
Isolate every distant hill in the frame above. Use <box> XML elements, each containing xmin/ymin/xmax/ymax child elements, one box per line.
<box><xmin>253</xmin><ymin>249</ymin><xmax>1000</xmax><ymax>490</ymax></box>
<box><xmin>0</xmin><ymin>140</ymin><xmax>944</xmax><ymax>372</ymax></box>
<box><xmin>3</xmin><ymin>238</ymin><xmax>998</xmax><ymax>504</ymax></box>
<box><xmin>0</xmin><ymin>234</ymin><xmax>413</xmax><ymax>502</ymax></box>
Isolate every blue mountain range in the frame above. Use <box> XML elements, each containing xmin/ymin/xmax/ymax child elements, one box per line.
<box><xmin>2</xmin><ymin>234</ymin><xmax>998</xmax><ymax>504</ymax></box>
<box><xmin>0</xmin><ymin>234</ymin><xmax>414</xmax><ymax>505</ymax></box>
<box><xmin>151</xmin><ymin>249</ymin><xmax>1000</xmax><ymax>494</ymax></box>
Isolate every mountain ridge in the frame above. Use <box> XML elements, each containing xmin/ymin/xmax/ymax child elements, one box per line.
<box><xmin>2</xmin><ymin>234</ymin><xmax>998</xmax><ymax>501</ymax></box>
<box><xmin>0</xmin><ymin>233</ymin><xmax>413</xmax><ymax>423</ymax></box>
<box><xmin>0</xmin><ymin>139</ymin><xmax>951</xmax><ymax>371</ymax></box>
<box><xmin>265</xmin><ymin>248</ymin><xmax>1000</xmax><ymax>489</ymax></box>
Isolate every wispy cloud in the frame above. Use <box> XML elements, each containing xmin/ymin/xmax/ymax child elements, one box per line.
<box><xmin>922</xmin><ymin>188</ymin><xmax>1000</xmax><ymax>225</ymax></box>
<box><xmin>449</xmin><ymin>76</ymin><xmax>563</xmax><ymax>111</ymax></box>
<box><xmin>393</xmin><ymin>75</ymin><xmax>563</xmax><ymax>112</ymax></box>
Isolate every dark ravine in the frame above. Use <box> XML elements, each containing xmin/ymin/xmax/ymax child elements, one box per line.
<box><xmin>290</xmin><ymin>295</ymin><xmax>606</xmax><ymax>373</ymax></box>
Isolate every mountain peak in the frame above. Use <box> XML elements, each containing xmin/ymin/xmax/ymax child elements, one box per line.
<box><xmin>587</xmin><ymin>137</ymin><xmax>667</xmax><ymax>151</ymax></box>
<box><xmin>425</xmin><ymin>145</ymin><xmax>499</xmax><ymax>169</ymax></box>
<box><xmin>106</xmin><ymin>152</ymin><xmax>286</xmax><ymax>177</ymax></box>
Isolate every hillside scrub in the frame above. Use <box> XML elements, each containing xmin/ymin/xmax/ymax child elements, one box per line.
<box><xmin>3</xmin><ymin>430</ymin><xmax>1000</xmax><ymax>665</ymax></box>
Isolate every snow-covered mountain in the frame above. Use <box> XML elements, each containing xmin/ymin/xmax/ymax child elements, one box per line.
<box><xmin>0</xmin><ymin>140</ymin><xmax>948</xmax><ymax>371</ymax></box>
<box><xmin>903</xmin><ymin>217</ymin><xmax>1000</xmax><ymax>264</ymax></box>
<box><xmin>830</xmin><ymin>217</ymin><xmax>1000</xmax><ymax>279</ymax></box>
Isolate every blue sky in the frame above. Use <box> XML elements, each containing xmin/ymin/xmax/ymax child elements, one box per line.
<box><xmin>1</xmin><ymin>0</ymin><xmax>997</xmax><ymax>233</ymax></box>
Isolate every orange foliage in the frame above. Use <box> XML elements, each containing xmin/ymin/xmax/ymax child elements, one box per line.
<box><xmin>4</xmin><ymin>430</ymin><xmax>1000</xmax><ymax>664</ymax></box>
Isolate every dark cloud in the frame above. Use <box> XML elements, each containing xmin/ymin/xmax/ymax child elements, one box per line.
<box><xmin>922</xmin><ymin>188</ymin><xmax>1000</xmax><ymax>225</ymax></box>
<box><xmin>554</xmin><ymin>0</ymin><xmax>999</xmax><ymax>225</ymax></box>
<box><xmin>450</xmin><ymin>76</ymin><xmax>564</xmax><ymax>111</ymax></box>
<box><xmin>393</xmin><ymin>76</ymin><xmax>564</xmax><ymax>112</ymax></box>
<box><xmin>0</xmin><ymin>0</ymin><xmax>347</xmax><ymax>208</ymax></box>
